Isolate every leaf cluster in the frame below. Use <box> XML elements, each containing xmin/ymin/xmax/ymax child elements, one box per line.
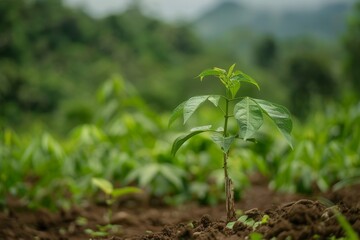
<box><xmin>198</xmin><ymin>64</ymin><xmax>260</xmax><ymax>99</ymax></box>
<box><xmin>169</xmin><ymin>64</ymin><xmax>293</xmax><ymax>156</ymax></box>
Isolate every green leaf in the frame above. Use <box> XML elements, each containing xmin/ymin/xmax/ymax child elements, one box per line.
<box><xmin>228</xmin><ymin>79</ymin><xmax>241</xmax><ymax>98</ymax></box>
<box><xmin>139</xmin><ymin>164</ymin><xmax>159</xmax><ymax>187</ymax></box>
<box><xmin>245</xmin><ymin>138</ymin><xmax>257</xmax><ymax>143</ymax></box>
<box><xmin>208</xmin><ymin>95</ymin><xmax>221</xmax><ymax>107</ymax></box>
<box><xmin>234</xmin><ymin>97</ymin><xmax>264</xmax><ymax>140</ymax></box>
<box><xmin>198</xmin><ymin>69</ymin><xmax>223</xmax><ymax>81</ymax></box>
<box><xmin>190</xmin><ymin>125</ymin><xmax>212</xmax><ymax>132</ymax></box>
<box><xmin>245</xmin><ymin>218</ymin><xmax>255</xmax><ymax>227</ymax></box>
<box><xmin>238</xmin><ymin>215</ymin><xmax>249</xmax><ymax>222</ymax></box>
<box><xmin>184</xmin><ymin>95</ymin><xmax>209</xmax><ymax>124</ymax></box>
<box><xmin>92</xmin><ymin>178</ymin><xmax>113</xmax><ymax>195</ymax></box>
<box><xmin>111</xmin><ymin>187</ymin><xmax>142</xmax><ymax>198</ymax></box>
<box><xmin>261</xmin><ymin>215</ymin><xmax>270</xmax><ymax>224</ymax></box>
<box><xmin>171</xmin><ymin>126</ymin><xmax>213</xmax><ymax>156</ymax></box>
<box><xmin>227</xmin><ymin>63</ymin><xmax>236</xmax><ymax>78</ymax></box>
<box><xmin>160</xmin><ymin>165</ymin><xmax>184</xmax><ymax>189</ymax></box>
<box><xmin>335</xmin><ymin>211</ymin><xmax>360</xmax><ymax>240</ymax></box>
<box><xmin>211</xmin><ymin>134</ymin><xmax>236</xmax><ymax>153</ymax></box>
<box><xmin>169</xmin><ymin>96</ymin><xmax>220</xmax><ymax>127</ymax></box>
<box><xmin>85</xmin><ymin>229</ymin><xmax>108</xmax><ymax>237</ymax></box>
<box><xmin>232</xmin><ymin>71</ymin><xmax>260</xmax><ymax>90</ymax></box>
<box><xmin>226</xmin><ymin>221</ymin><xmax>236</xmax><ymax>229</ymax></box>
<box><xmin>249</xmin><ymin>233</ymin><xmax>263</xmax><ymax>240</ymax></box>
<box><xmin>252</xmin><ymin>98</ymin><xmax>293</xmax><ymax>148</ymax></box>
<box><xmin>213</xmin><ymin>67</ymin><xmax>226</xmax><ymax>73</ymax></box>
<box><xmin>168</xmin><ymin>101</ymin><xmax>185</xmax><ymax>127</ymax></box>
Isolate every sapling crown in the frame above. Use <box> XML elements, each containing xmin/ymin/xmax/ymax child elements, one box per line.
<box><xmin>169</xmin><ymin>64</ymin><xmax>293</xmax><ymax>221</ymax></box>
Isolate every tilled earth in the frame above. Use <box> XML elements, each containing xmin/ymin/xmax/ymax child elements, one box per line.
<box><xmin>1</xmin><ymin>179</ymin><xmax>359</xmax><ymax>240</ymax></box>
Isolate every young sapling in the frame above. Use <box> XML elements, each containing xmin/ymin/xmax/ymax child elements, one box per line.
<box><xmin>169</xmin><ymin>64</ymin><xmax>293</xmax><ymax>222</ymax></box>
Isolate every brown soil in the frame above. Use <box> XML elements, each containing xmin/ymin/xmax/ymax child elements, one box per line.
<box><xmin>1</xmin><ymin>178</ymin><xmax>359</xmax><ymax>240</ymax></box>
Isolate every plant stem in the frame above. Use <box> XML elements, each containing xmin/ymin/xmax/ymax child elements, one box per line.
<box><xmin>223</xmin><ymin>98</ymin><xmax>236</xmax><ymax>222</ymax></box>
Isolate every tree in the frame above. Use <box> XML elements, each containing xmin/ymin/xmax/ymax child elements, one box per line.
<box><xmin>286</xmin><ymin>54</ymin><xmax>336</xmax><ymax>118</ymax></box>
<box><xmin>343</xmin><ymin>0</ymin><xmax>360</xmax><ymax>94</ymax></box>
<box><xmin>254</xmin><ymin>35</ymin><xmax>277</xmax><ymax>68</ymax></box>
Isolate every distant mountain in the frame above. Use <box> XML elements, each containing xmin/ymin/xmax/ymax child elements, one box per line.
<box><xmin>193</xmin><ymin>1</ymin><xmax>353</xmax><ymax>41</ymax></box>
<box><xmin>193</xmin><ymin>1</ymin><xmax>251</xmax><ymax>38</ymax></box>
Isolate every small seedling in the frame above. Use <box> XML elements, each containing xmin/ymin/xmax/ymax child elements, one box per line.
<box><xmin>85</xmin><ymin>224</ymin><xmax>116</xmax><ymax>237</ymax></box>
<box><xmin>88</xmin><ymin>178</ymin><xmax>141</xmax><ymax>236</ymax></box>
<box><xmin>170</xmin><ymin>64</ymin><xmax>293</xmax><ymax>221</ymax></box>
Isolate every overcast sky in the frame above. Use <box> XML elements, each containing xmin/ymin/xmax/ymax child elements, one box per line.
<box><xmin>64</xmin><ymin>0</ymin><xmax>343</xmax><ymax>21</ymax></box>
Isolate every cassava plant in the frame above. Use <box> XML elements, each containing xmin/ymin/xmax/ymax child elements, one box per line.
<box><xmin>169</xmin><ymin>64</ymin><xmax>293</xmax><ymax>221</ymax></box>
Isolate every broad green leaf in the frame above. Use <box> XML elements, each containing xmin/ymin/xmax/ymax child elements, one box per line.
<box><xmin>172</xmin><ymin>127</ymin><xmax>213</xmax><ymax>156</ymax></box>
<box><xmin>111</xmin><ymin>187</ymin><xmax>142</xmax><ymax>198</ymax></box>
<box><xmin>170</xmin><ymin>96</ymin><xmax>220</xmax><ymax>127</ymax></box>
<box><xmin>232</xmin><ymin>71</ymin><xmax>260</xmax><ymax>90</ymax></box>
<box><xmin>234</xmin><ymin>97</ymin><xmax>264</xmax><ymax>140</ymax></box>
<box><xmin>168</xmin><ymin>101</ymin><xmax>185</xmax><ymax>127</ymax></box>
<box><xmin>208</xmin><ymin>95</ymin><xmax>221</xmax><ymax>107</ymax></box>
<box><xmin>252</xmin><ymin>98</ymin><xmax>293</xmax><ymax>148</ymax></box>
<box><xmin>198</xmin><ymin>69</ymin><xmax>223</xmax><ymax>81</ymax></box>
<box><xmin>211</xmin><ymin>134</ymin><xmax>236</xmax><ymax>153</ymax></box>
<box><xmin>183</xmin><ymin>95</ymin><xmax>209</xmax><ymax>124</ymax></box>
<box><xmin>92</xmin><ymin>178</ymin><xmax>113</xmax><ymax>195</ymax></box>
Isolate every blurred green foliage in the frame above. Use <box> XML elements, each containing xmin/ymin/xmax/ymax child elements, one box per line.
<box><xmin>269</xmin><ymin>101</ymin><xmax>360</xmax><ymax>193</ymax></box>
<box><xmin>0</xmin><ymin>0</ymin><xmax>232</xmax><ymax>131</ymax></box>
<box><xmin>1</xmin><ymin>0</ymin><xmax>355</xmax><ymax>131</ymax></box>
<box><xmin>285</xmin><ymin>53</ymin><xmax>337</xmax><ymax>118</ymax></box>
<box><xmin>1</xmin><ymin>76</ymin><xmax>359</xmax><ymax>210</ymax></box>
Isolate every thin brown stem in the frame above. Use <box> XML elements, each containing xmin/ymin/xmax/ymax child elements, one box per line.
<box><xmin>223</xmin><ymin>98</ymin><xmax>236</xmax><ymax>222</ymax></box>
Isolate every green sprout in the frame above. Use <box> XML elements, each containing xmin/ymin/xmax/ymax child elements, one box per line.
<box><xmin>88</xmin><ymin>178</ymin><xmax>141</xmax><ymax>236</ymax></box>
<box><xmin>169</xmin><ymin>64</ymin><xmax>293</xmax><ymax>221</ymax></box>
